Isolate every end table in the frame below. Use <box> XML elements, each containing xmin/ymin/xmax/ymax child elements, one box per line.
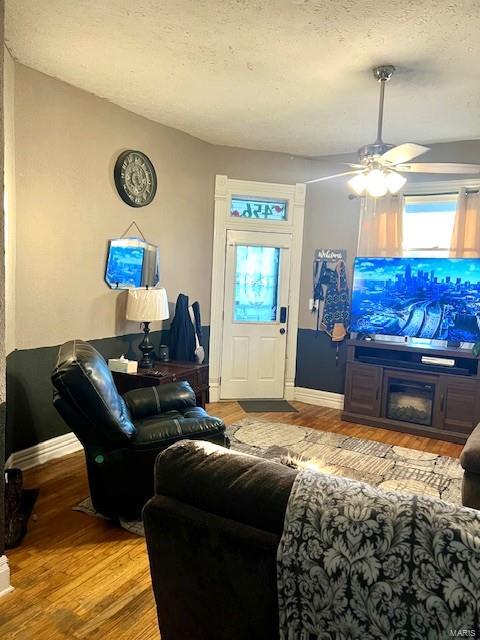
<box><xmin>112</xmin><ymin>360</ymin><xmax>209</xmax><ymax>409</ymax></box>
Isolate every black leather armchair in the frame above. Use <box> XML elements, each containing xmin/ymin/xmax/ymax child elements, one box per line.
<box><xmin>51</xmin><ymin>340</ymin><xmax>227</xmax><ymax>518</ymax></box>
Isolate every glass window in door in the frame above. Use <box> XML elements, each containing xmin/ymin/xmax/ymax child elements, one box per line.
<box><xmin>233</xmin><ymin>245</ymin><xmax>280</xmax><ymax>322</ymax></box>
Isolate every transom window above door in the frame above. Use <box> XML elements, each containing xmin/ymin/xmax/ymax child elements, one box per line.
<box><xmin>230</xmin><ymin>196</ymin><xmax>288</xmax><ymax>221</ymax></box>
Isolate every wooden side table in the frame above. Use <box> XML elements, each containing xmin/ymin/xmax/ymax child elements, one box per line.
<box><xmin>112</xmin><ymin>361</ymin><xmax>209</xmax><ymax>409</ymax></box>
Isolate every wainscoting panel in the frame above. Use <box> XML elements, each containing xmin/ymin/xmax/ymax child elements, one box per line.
<box><xmin>295</xmin><ymin>329</ymin><xmax>347</xmax><ymax>393</ymax></box>
<box><xmin>6</xmin><ymin>329</ymin><xmax>209</xmax><ymax>457</ymax></box>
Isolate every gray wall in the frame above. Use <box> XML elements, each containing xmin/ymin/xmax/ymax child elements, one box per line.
<box><xmin>8</xmin><ymin>63</ymin><xmax>360</xmax><ymax>454</ymax></box>
<box><xmin>12</xmin><ymin>63</ymin><xmax>359</xmax><ymax>351</ymax></box>
<box><xmin>7</xmin><ymin>62</ymin><xmax>480</xmax><ymax>454</ymax></box>
<box><xmin>13</xmin><ymin>63</ymin><xmax>215</xmax><ymax>349</ymax></box>
<box><xmin>13</xmin><ymin>63</ymin><xmax>362</xmax><ymax>352</ymax></box>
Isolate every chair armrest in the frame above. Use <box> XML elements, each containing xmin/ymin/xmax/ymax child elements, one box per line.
<box><xmin>460</xmin><ymin>422</ymin><xmax>480</xmax><ymax>474</ymax></box>
<box><xmin>132</xmin><ymin>411</ymin><xmax>225</xmax><ymax>449</ymax></box>
<box><xmin>124</xmin><ymin>381</ymin><xmax>196</xmax><ymax>419</ymax></box>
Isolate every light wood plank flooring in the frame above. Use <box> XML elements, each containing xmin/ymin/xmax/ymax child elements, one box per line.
<box><xmin>0</xmin><ymin>402</ymin><xmax>463</xmax><ymax>639</ymax></box>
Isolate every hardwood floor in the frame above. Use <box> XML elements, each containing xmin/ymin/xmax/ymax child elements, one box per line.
<box><xmin>212</xmin><ymin>401</ymin><xmax>463</xmax><ymax>457</ymax></box>
<box><xmin>0</xmin><ymin>402</ymin><xmax>463</xmax><ymax>639</ymax></box>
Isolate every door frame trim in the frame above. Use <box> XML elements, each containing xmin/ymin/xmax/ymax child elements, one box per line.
<box><xmin>209</xmin><ymin>175</ymin><xmax>306</xmax><ymax>401</ymax></box>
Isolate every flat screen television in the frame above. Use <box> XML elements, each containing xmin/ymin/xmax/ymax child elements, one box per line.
<box><xmin>351</xmin><ymin>257</ymin><xmax>480</xmax><ymax>343</ymax></box>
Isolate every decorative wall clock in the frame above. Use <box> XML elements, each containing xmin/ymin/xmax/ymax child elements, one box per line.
<box><xmin>114</xmin><ymin>150</ymin><xmax>157</xmax><ymax>207</ymax></box>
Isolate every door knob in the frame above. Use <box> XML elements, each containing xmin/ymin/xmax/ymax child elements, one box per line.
<box><xmin>280</xmin><ymin>328</ymin><xmax>286</xmax><ymax>335</ymax></box>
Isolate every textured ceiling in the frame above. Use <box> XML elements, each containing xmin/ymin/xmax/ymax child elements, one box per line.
<box><xmin>6</xmin><ymin>1</ymin><xmax>480</xmax><ymax>156</ymax></box>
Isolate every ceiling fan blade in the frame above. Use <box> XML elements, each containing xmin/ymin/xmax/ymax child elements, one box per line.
<box><xmin>381</xmin><ymin>143</ymin><xmax>430</xmax><ymax>165</ymax></box>
<box><xmin>306</xmin><ymin>170</ymin><xmax>361</xmax><ymax>184</ymax></box>
<box><xmin>396</xmin><ymin>162</ymin><xmax>480</xmax><ymax>174</ymax></box>
<box><xmin>345</xmin><ymin>163</ymin><xmax>365</xmax><ymax>169</ymax></box>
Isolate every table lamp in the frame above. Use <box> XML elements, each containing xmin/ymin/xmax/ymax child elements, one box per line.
<box><xmin>126</xmin><ymin>287</ymin><xmax>169</xmax><ymax>368</ymax></box>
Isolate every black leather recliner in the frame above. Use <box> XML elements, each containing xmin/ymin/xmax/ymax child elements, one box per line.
<box><xmin>51</xmin><ymin>340</ymin><xmax>227</xmax><ymax>518</ymax></box>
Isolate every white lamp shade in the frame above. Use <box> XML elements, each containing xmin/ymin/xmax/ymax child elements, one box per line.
<box><xmin>126</xmin><ymin>288</ymin><xmax>169</xmax><ymax>322</ymax></box>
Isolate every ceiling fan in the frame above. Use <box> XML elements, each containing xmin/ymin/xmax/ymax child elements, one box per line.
<box><xmin>307</xmin><ymin>65</ymin><xmax>480</xmax><ymax>197</ymax></box>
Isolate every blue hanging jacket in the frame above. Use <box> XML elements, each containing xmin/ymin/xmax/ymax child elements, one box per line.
<box><xmin>169</xmin><ymin>293</ymin><xmax>196</xmax><ymax>362</ymax></box>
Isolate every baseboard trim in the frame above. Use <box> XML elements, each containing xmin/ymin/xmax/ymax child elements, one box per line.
<box><xmin>294</xmin><ymin>387</ymin><xmax>344</xmax><ymax>410</ymax></box>
<box><xmin>0</xmin><ymin>556</ymin><xmax>13</xmax><ymax>598</ymax></box>
<box><xmin>209</xmin><ymin>381</ymin><xmax>220</xmax><ymax>403</ymax></box>
<box><xmin>284</xmin><ymin>380</ymin><xmax>295</xmax><ymax>401</ymax></box>
<box><xmin>5</xmin><ymin>432</ymin><xmax>82</xmax><ymax>471</ymax></box>
<box><xmin>3</xmin><ymin>389</ymin><xmax>342</xmax><ymax>471</ymax></box>
<box><xmin>211</xmin><ymin>380</ymin><xmax>298</xmax><ymax>403</ymax></box>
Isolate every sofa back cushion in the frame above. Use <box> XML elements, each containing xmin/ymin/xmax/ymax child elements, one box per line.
<box><xmin>153</xmin><ymin>440</ymin><xmax>297</xmax><ymax>534</ymax></box>
<box><xmin>52</xmin><ymin>340</ymin><xmax>136</xmax><ymax>444</ymax></box>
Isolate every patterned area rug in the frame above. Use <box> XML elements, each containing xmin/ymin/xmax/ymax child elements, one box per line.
<box><xmin>74</xmin><ymin>417</ymin><xmax>463</xmax><ymax>535</ymax></box>
<box><xmin>226</xmin><ymin>417</ymin><xmax>463</xmax><ymax>505</ymax></box>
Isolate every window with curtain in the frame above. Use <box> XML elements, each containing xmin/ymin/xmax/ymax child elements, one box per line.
<box><xmin>450</xmin><ymin>190</ymin><xmax>480</xmax><ymax>258</ymax></box>
<box><xmin>357</xmin><ymin>189</ymin><xmax>480</xmax><ymax>258</ymax></box>
<box><xmin>403</xmin><ymin>194</ymin><xmax>458</xmax><ymax>257</ymax></box>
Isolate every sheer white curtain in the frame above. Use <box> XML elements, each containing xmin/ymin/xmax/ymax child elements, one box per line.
<box><xmin>357</xmin><ymin>194</ymin><xmax>404</xmax><ymax>257</ymax></box>
<box><xmin>450</xmin><ymin>189</ymin><xmax>480</xmax><ymax>258</ymax></box>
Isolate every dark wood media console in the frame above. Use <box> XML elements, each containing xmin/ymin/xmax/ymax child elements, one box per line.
<box><xmin>342</xmin><ymin>339</ymin><xmax>480</xmax><ymax>444</ymax></box>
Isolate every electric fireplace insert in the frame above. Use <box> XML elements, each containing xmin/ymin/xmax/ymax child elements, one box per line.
<box><xmin>386</xmin><ymin>377</ymin><xmax>435</xmax><ymax>426</ymax></box>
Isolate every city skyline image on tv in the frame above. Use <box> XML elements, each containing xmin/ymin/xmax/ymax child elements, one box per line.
<box><xmin>351</xmin><ymin>257</ymin><xmax>480</xmax><ymax>342</ymax></box>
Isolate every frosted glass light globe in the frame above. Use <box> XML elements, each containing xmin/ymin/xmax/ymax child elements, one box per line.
<box><xmin>366</xmin><ymin>169</ymin><xmax>388</xmax><ymax>197</ymax></box>
<box><xmin>385</xmin><ymin>170</ymin><xmax>407</xmax><ymax>194</ymax></box>
<box><xmin>348</xmin><ymin>173</ymin><xmax>368</xmax><ymax>195</ymax></box>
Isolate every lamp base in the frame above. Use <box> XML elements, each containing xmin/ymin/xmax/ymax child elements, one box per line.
<box><xmin>138</xmin><ymin>322</ymin><xmax>155</xmax><ymax>369</ymax></box>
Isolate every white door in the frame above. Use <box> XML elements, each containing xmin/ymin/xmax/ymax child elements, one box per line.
<box><xmin>220</xmin><ymin>230</ymin><xmax>291</xmax><ymax>399</ymax></box>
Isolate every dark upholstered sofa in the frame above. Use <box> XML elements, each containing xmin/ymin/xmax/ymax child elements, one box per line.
<box><xmin>144</xmin><ymin>436</ymin><xmax>479</xmax><ymax>640</ymax></box>
<box><xmin>143</xmin><ymin>439</ymin><xmax>298</xmax><ymax>640</ymax></box>
<box><xmin>461</xmin><ymin>422</ymin><xmax>480</xmax><ymax>509</ymax></box>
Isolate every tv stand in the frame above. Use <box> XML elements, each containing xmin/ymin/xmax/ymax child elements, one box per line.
<box><xmin>342</xmin><ymin>338</ymin><xmax>480</xmax><ymax>444</ymax></box>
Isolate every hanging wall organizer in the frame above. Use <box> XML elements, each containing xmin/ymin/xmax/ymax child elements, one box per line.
<box><xmin>311</xmin><ymin>248</ymin><xmax>349</xmax><ymax>363</ymax></box>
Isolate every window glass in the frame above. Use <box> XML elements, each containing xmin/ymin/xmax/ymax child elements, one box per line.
<box><xmin>230</xmin><ymin>197</ymin><xmax>287</xmax><ymax>221</ymax></box>
<box><xmin>403</xmin><ymin>195</ymin><xmax>458</xmax><ymax>257</ymax></box>
<box><xmin>233</xmin><ymin>245</ymin><xmax>280</xmax><ymax>322</ymax></box>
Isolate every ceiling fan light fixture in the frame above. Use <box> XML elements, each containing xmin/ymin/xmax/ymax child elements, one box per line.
<box><xmin>348</xmin><ymin>173</ymin><xmax>367</xmax><ymax>195</ymax></box>
<box><xmin>365</xmin><ymin>169</ymin><xmax>388</xmax><ymax>197</ymax></box>
<box><xmin>306</xmin><ymin>64</ymin><xmax>480</xmax><ymax>190</ymax></box>
<box><xmin>385</xmin><ymin>170</ymin><xmax>407</xmax><ymax>194</ymax></box>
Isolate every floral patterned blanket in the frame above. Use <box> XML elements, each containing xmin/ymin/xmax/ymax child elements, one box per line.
<box><xmin>277</xmin><ymin>470</ymin><xmax>480</xmax><ymax>639</ymax></box>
